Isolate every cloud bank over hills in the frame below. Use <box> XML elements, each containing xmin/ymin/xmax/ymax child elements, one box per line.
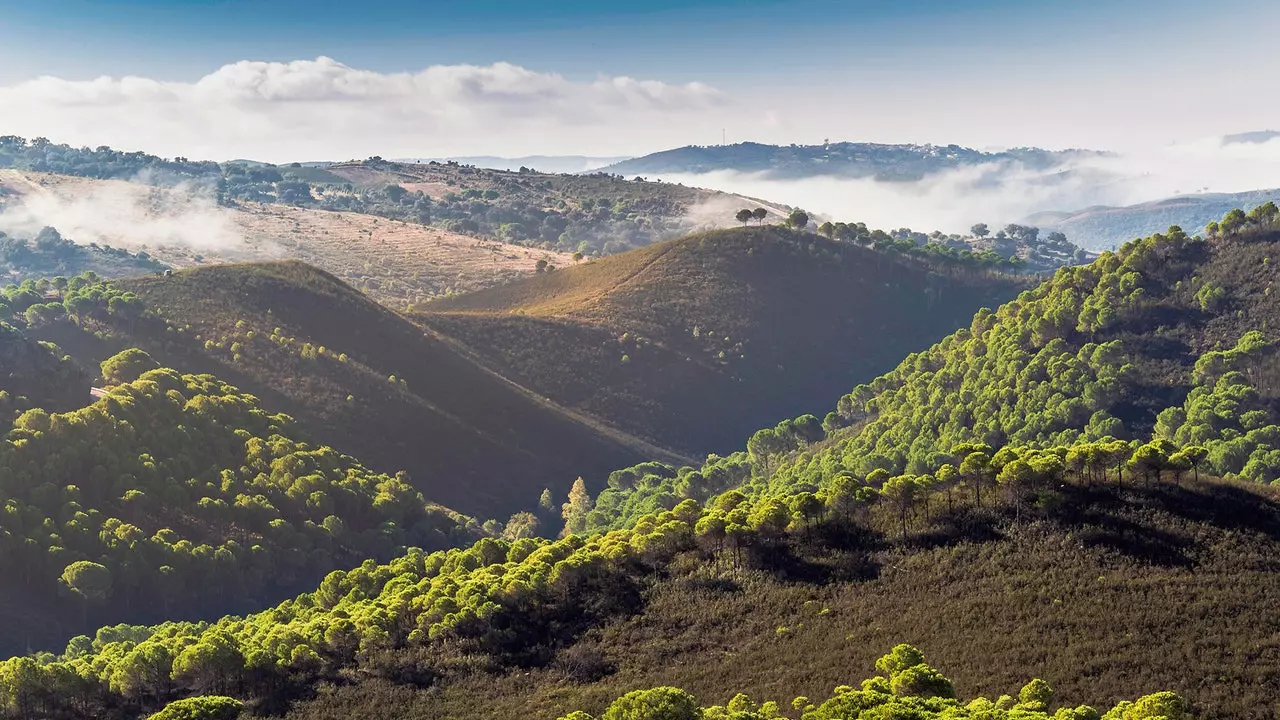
<box><xmin>0</xmin><ymin>57</ymin><xmax>727</xmax><ymax>162</ymax></box>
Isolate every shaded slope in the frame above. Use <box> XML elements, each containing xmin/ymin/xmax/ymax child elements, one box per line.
<box><xmin>0</xmin><ymin>322</ymin><xmax>88</xmax><ymax>417</ymax></box>
<box><xmin>25</xmin><ymin>262</ymin><xmax>667</xmax><ymax>518</ymax></box>
<box><xmin>419</xmin><ymin>227</ymin><xmax>1028</xmax><ymax>455</ymax></box>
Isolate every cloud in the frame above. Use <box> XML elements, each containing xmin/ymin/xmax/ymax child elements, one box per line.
<box><xmin>0</xmin><ymin>57</ymin><xmax>728</xmax><ymax>161</ymax></box>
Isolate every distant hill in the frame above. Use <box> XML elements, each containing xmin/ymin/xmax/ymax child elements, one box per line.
<box><xmin>598</xmin><ymin>141</ymin><xmax>1106</xmax><ymax>181</ymax></box>
<box><xmin>1029</xmin><ymin>189</ymin><xmax>1280</xmax><ymax>250</ymax></box>
<box><xmin>401</xmin><ymin>155</ymin><xmax>634</xmax><ymax>174</ymax></box>
<box><xmin>0</xmin><ymin>168</ymin><xmax>571</xmax><ymax>308</ymax></box>
<box><xmin>19</xmin><ymin>262</ymin><xmax>671</xmax><ymax>519</ymax></box>
<box><xmin>419</xmin><ymin>226</ymin><xmax>1028</xmax><ymax>455</ymax></box>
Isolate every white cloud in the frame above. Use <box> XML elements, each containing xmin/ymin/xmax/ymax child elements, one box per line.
<box><xmin>0</xmin><ymin>57</ymin><xmax>728</xmax><ymax>161</ymax></box>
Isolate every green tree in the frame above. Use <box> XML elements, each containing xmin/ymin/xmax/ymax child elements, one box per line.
<box><xmin>751</xmin><ymin>207</ymin><xmax>768</xmax><ymax>224</ymax></box>
<box><xmin>100</xmin><ymin>348</ymin><xmax>160</xmax><ymax>385</ymax></box>
<box><xmin>787</xmin><ymin>209</ymin><xmax>810</xmax><ymax>230</ymax></box>
<box><xmin>147</xmin><ymin>695</ymin><xmax>244</xmax><ymax>720</ymax></box>
<box><xmin>602</xmin><ymin>686</ymin><xmax>701</xmax><ymax>720</ymax></box>
<box><xmin>562</xmin><ymin>477</ymin><xmax>592</xmax><ymax>535</ymax></box>
<box><xmin>735</xmin><ymin>208</ymin><xmax>754</xmax><ymax>225</ymax></box>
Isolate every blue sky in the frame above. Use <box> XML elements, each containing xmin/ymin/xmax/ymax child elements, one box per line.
<box><xmin>0</xmin><ymin>0</ymin><xmax>1277</xmax><ymax>159</ymax></box>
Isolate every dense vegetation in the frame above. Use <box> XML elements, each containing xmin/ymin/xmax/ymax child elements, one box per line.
<box><xmin>806</xmin><ymin>218</ymin><xmax>1087</xmax><ymax>274</ymax></box>
<box><xmin>0</xmin><ymin>342</ymin><xmax>479</xmax><ymax>654</ymax></box>
<box><xmin>559</xmin><ymin>646</ymin><xmax>1187</xmax><ymax>720</ymax></box>
<box><xmin>2</xmin><ymin>436</ymin><xmax>1271</xmax><ymax>719</ymax></box>
<box><xmin>2</xmin><ymin>195</ymin><xmax>1277</xmax><ymax>719</ymax></box>
<box><xmin>421</xmin><ymin>226</ymin><xmax>1028</xmax><ymax>455</ymax></box>
<box><xmin>0</xmin><ymin>321</ymin><xmax>88</xmax><ymax>421</ymax></box>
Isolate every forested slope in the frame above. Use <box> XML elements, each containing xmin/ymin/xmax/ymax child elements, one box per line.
<box><xmin>4</xmin><ymin>453</ymin><xmax>1271</xmax><ymax>720</ymax></box>
<box><xmin>0</xmin><ymin>347</ymin><xmax>479</xmax><ymax>656</ymax></box>
<box><xmin>3</xmin><ymin>210</ymin><xmax>1277</xmax><ymax>720</ymax></box>
<box><xmin>12</xmin><ymin>262</ymin><xmax>665</xmax><ymax>519</ymax></box>
<box><xmin>573</xmin><ymin>209</ymin><xmax>1280</xmax><ymax>533</ymax></box>
<box><xmin>420</xmin><ymin>227</ymin><xmax>1028</xmax><ymax>454</ymax></box>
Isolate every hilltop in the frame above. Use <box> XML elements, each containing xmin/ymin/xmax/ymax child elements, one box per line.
<box><xmin>598</xmin><ymin>141</ymin><xmax>1106</xmax><ymax>181</ymax></box>
<box><xmin>13</xmin><ymin>262</ymin><xmax>668</xmax><ymax>519</ymax></box>
<box><xmin>419</xmin><ymin>226</ymin><xmax>1028</xmax><ymax>455</ymax></box>
<box><xmin>1029</xmin><ymin>188</ymin><xmax>1280</xmax><ymax>250</ymax></box>
<box><xmin>405</xmin><ymin>155</ymin><xmax>633</xmax><ymax>173</ymax></box>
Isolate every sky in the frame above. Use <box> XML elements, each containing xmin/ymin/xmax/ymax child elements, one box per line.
<box><xmin>0</xmin><ymin>0</ymin><xmax>1278</xmax><ymax>162</ymax></box>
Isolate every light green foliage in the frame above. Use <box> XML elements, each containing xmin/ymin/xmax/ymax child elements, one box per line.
<box><xmin>100</xmin><ymin>348</ymin><xmax>161</xmax><ymax>385</ymax></box>
<box><xmin>147</xmin><ymin>695</ymin><xmax>243</xmax><ymax>720</ymax></box>
<box><xmin>569</xmin><ymin>647</ymin><xmax>1176</xmax><ymax>720</ymax></box>
<box><xmin>600</xmin><ymin>687</ymin><xmax>702</xmax><ymax>720</ymax></box>
<box><xmin>0</xmin><ymin>363</ymin><xmax>474</xmax><ymax>628</ymax></box>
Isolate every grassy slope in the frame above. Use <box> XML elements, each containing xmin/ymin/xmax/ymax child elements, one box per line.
<box><xmin>419</xmin><ymin>227</ymin><xmax>1028</xmax><ymax>455</ymax></box>
<box><xmin>286</xmin><ymin>480</ymin><xmax>1280</xmax><ymax>720</ymax></box>
<box><xmin>28</xmin><ymin>262</ymin><xmax>669</xmax><ymax>518</ymax></box>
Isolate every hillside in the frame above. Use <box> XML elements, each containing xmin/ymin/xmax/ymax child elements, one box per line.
<box><xmin>412</xmin><ymin>155</ymin><xmax>633</xmax><ymax>173</ymax></box>
<box><xmin>1029</xmin><ymin>188</ymin><xmax>1280</xmax><ymax>250</ymax></box>
<box><xmin>418</xmin><ymin>227</ymin><xmax>1028</xmax><ymax>455</ymax></box>
<box><xmin>3</xmin><ymin>217</ymin><xmax>1277</xmax><ymax>720</ymax></box>
<box><xmin>289</xmin><ymin>480</ymin><xmax>1278</xmax><ymax>720</ymax></box>
<box><xmin>0</xmin><ymin>169</ymin><xmax>568</xmax><ymax>307</ymax></box>
<box><xmin>572</xmin><ymin>208</ymin><xmax>1280</xmax><ymax>538</ymax></box>
<box><xmin>309</xmin><ymin>157</ymin><xmax>785</xmax><ymax>255</ymax></box>
<box><xmin>10</xmin><ymin>460</ymin><xmax>1272</xmax><ymax>720</ymax></box>
<box><xmin>598</xmin><ymin>141</ymin><xmax>1106</xmax><ymax>181</ymax></box>
<box><xmin>0</xmin><ymin>137</ymin><xmax>794</xmax><ymax>270</ymax></box>
<box><xmin>12</xmin><ymin>262</ymin><xmax>669</xmax><ymax>520</ymax></box>
<box><xmin>0</xmin><ymin>351</ymin><xmax>478</xmax><ymax>655</ymax></box>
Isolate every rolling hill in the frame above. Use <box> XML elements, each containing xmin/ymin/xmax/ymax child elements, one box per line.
<box><xmin>14</xmin><ymin>262</ymin><xmax>671</xmax><ymax>520</ymax></box>
<box><xmin>2</xmin><ymin>213</ymin><xmax>1277</xmax><ymax>720</ymax></box>
<box><xmin>418</xmin><ymin>226</ymin><xmax>1030</xmax><ymax>456</ymax></box>
<box><xmin>1028</xmin><ymin>188</ymin><xmax>1280</xmax><ymax>250</ymax></box>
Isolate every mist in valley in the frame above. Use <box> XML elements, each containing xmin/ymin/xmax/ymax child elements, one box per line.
<box><xmin>661</xmin><ymin>135</ymin><xmax>1280</xmax><ymax>243</ymax></box>
<box><xmin>0</xmin><ymin>173</ymin><xmax>259</xmax><ymax>259</ymax></box>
